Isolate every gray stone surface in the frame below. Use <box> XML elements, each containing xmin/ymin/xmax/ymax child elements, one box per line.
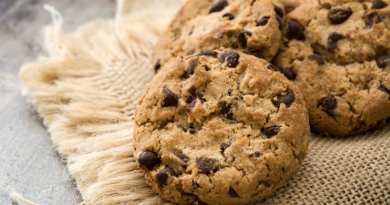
<box><xmin>0</xmin><ymin>0</ymin><xmax>115</xmax><ymax>204</ymax></box>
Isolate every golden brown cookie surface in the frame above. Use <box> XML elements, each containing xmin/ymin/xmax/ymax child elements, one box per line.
<box><xmin>273</xmin><ymin>0</ymin><xmax>390</xmax><ymax>137</ymax></box>
<box><xmin>152</xmin><ymin>0</ymin><xmax>285</xmax><ymax>73</ymax></box>
<box><xmin>135</xmin><ymin>50</ymin><xmax>310</xmax><ymax>205</ymax></box>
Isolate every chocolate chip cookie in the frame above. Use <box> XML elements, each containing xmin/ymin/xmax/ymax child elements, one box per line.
<box><xmin>273</xmin><ymin>0</ymin><xmax>390</xmax><ymax>137</ymax></box>
<box><xmin>134</xmin><ymin>50</ymin><xmax>310</xmax><ymax>205</ymax></box>
<box><xmin>152</xmin><ymin>0</ymin><xmax>285</xmax><ymax>73</ymax></box>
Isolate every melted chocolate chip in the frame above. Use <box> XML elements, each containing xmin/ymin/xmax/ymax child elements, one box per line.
<box><xmin>273</xmin><ymin>88</ymin><xmax>295</xmax><ymax>108</ymax></box>
<box><xmin>245</xmin><ymin>50</ymin><xmax>264</xmax><ymax>59</ymax></box>
<box><xmin>222</xmin><ymin>13</ymin><xmax>235</xmax><ymax>20</ymax></box>
<box><xmin>186</xmin><ymin>98</ymin><xmax>197</xmax><ymax>112</ymax></box>
<box><xmin>264</xmin><ymin>126</ymin><xmax>281</xmax><ymax>138</ymax></box>
<box><xmin>138</xmin><ymin>151</ymin><xmax>161</xmax><ymax>170</ymax></box>
<box><xmin>328</xmin><ymin>32</ymin><xmax>344</xmax><ymax>51</ymax></box>
<box><xmin>197</xmin><ymin>50</ymin><xmax>217</xmax><ymax>58</ymax></box>
<box><xmin>162</xmin><ymin>87</ymin><xmax>179</xmax><ymax>107</ymax></box>
<box><xmin>365</xmin><ymin>21</ymin><xmax>374</xmax><ymax>28</ymax></box>
<box><xmin>318</xmin><ymin>96</ymin><xmax>338</xmax><ymax>111</ymax></box>
<box><xmin>249</xmin><ymin>151</ymin><xmax>261</xmax><ymax>157</ymax></box>
<box><xmin>192</xmin><ymin>180</ymin><xmax>200</xmax><ymax>189</ymax></box>
<box><xmin>209</xmin><ymin>0</ymin><xmax>228</xmax><ymax>14</ymax></box>
<box><xmin>257</xmin><ymin>17</ymin><xmax>270</xmax><ymax>26</ymax></box>
<box><xmin>157</xmin><ymin>167</ymin><xmax>177</xmax><ymax>185</ymax></box>
<box><xmin>198</xmin><ymin>93</ymin><xmax>206</xmax><ymax>104</ymax></box>
<box><xmin>276</xmin><ymin>16</ymin><xmax>283</xmax><ymax>30</ymax></box>
<box><xmin>328</xmin><ymin>7</ymin><xmax>352</xmax><ymax>24</ymax></box>
<box><xmin>229</xmin><ymin>188</ymin><xmax>239</xmax><ymax>197</ymax></box>
<box><xmin>274</xmin><ymin>5</ymin><xmax>284</xmax><ymax>17</ymax></box>
<box><xmin>375</xmin><ymin>54</ymin><xmax>390</xmax><ymax>68</ymax></box>
<box><xmin>221</xmin><ymin>143</ymin><xmax>231</xmax><ymax>152</ymax></box>
<box><xmin>379</xmin><ymin>86</ymin><xmax>390</xmax><ymax>99</ymax></box>
<box><xmin>285</xmin><ymin>20</ymin><xmax>304</xmax><ymax>40</ymax></box>
<box><xmin>259</xmin><ymin>181</ymin><xmax>271</xmax><ymax>187</ymax></box>
<box><xmin>189</xmin><ymin>128</ymin><xmax>197</xmax><ymax>134</ymax></box>
<box><xmin>198</xmin><ymin>198</ymin><xmax>209</xmax><ymax>205</ymax></box>
<box><xmin>237</xmin><ymin>31</ymin><xmax>252</xmax><ymax>49</ymax></box>
<box><xmin>177</xmin><ymin>125</ymin><xmax>187</xmax><ymax>132</ymax></box>
<box><xmin>266</xmin><ymin>63</ymin><xmax>281</xmax><ymax>72</ymax></box>
<box><xmin>196</xmin><ymin>157</ymin><xmax>216</xmax><ymax>174</ymax></box>
<box><xmin>154</xmin><ymin>59</ymin><xmax>161</xmax><ymax>73</ymax></box>
<box><xmin>309</xmin><ymin>53</ymin><xmax>324</xmax><ymax>65</ymax></box>
<box><xmin>220</xmin><ymin>101</ymin><xmax>233</xmax><ymax>119</ymax></box>
<box><xmin>220</xmin><ymin>51</ymin><xmax>240</xmax><ymax>68</ymax></box>
<box><xmin>372</xmin><ymin>0</ymin><xmax>387</xmax><ymax>9</ymax></box>
<box><xmin>175</xmin><ymin>153</ymin><xmax>189</xmax><ymax>162</ymax></box>
<box><xmin>281</xmin><ymin>67</ymin><xmax>296</xmax><ymax>80</ymax></box>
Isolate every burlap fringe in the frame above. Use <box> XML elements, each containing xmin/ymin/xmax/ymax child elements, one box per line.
<box><xmin>19</xmin><ymin>0</ymin><xmax>390</xmax><ymax>204</ymax></box>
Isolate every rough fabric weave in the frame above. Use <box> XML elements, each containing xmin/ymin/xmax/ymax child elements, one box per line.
<box><xmin>20</xmin><ymin>0</ymin><xmax>390</xmax><ymax>204</ymax></box>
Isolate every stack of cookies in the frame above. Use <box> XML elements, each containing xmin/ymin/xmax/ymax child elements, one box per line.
<box><xmin>133</xmin><ymin>0</ymin><xmax>390</xmax><ymax>204</ymax></box>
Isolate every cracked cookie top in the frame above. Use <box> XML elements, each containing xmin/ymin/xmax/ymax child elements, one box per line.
<box><xmin>134</xmin><ymin>50</ymin><xmax>310</xmax><ymax>205</ymax></box>
<box><xmin>152</xmin><ymin>0</ymin><xmax>285</xmax><ymax>73</ymax></box>
<box><xmin>273</xmin><ymin>0</ymin><xmax>390</xmax><ymax>137</ymax></box>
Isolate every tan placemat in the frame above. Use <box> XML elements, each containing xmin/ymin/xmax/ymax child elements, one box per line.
<box><xmin>20</xmin><ymin>0</ymin><xmax>390</xmax><ymax>204</ymax></box>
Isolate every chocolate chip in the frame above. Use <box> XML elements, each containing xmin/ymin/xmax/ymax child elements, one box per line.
<box><xmin>182</xmin><ymin>60</ymin><xmax>198</xmax><ymax>79</ymax></box>
<box><xmin>276</xmin><ymin>16</ymin><xmax>283</xmax><ymax>30</ymax></box>
<box><xmin>196</xmin><ymin>157</ymin><xmax>216</xmax><ymax>174</ymax></box>
<box><xmin>197</xmin><ymin>50</ymin><xmax>217</xmax><ymax>58</ymax></box>
<box><xmin>177</xmin><ymin>125</ymin><xmax>188</xmax><ymax>132</ymax></box>
<box><xmin>204</xmin><ymin>65</ymin><xmax>210</xmax><ymax>71</ymax></box>
<box><xmin>221</xmin><ymin>143</ymin><xmax>231</xmax><ymax>152</ymax></box>
<box><xmin>328</xmin><ymin>32</ymin><xmax>343</xmax><ymax>51</ymax></box>
<box><xmin>274</xmin><ymin>5</ymin><xmax>284</xmax><ymax>17</ymax></box>
<box><xmin>379</xmin><ymin>86</ymin><xmax>390</xmax><ymax>99</ymax></box>
<box><xmin>266</xmin><ymin>63</ymin><xmax>281</xmax><ymax>72</ymax></box>
<box><xmin>365</xmin><ymin>21</ymin><xmax>374</xmax><ymax>28</ymax></box>
<box><xmin>220</xmin><ymin>51</ymin><xmax>240</xmax><ymax>68</ymax></box>
<box><xmin>375</xmin><ymin>16</ymin><xmax>385</xmax><ymax>23</ymax></box>
<box><xmin>273</xmin><ymin>88</ymin><xmax>295</xmax><ymax>108</ymax></box>
<box><xmin>222</xmin><ymin>13</ymin><xmax>234</xmax><ymax>20</ymax></box>
<box><xmin>281</xmin><ymin>67</ymin><xmax>296</xmax><ymax>80</ymax></box>
<box><xmin>189</xmin><ymin>128</ymin><xmax>197</xmax><ymax>134</ymax></box>
<box><xmin>162</xmin><ymin>87</ymin><xmax>179</xmax><ymax>107</ymax></box>
<box><xmin>259</xmin><ymin>181</ymin><xmax>271</xmax><ymax>187</ymax></box>
<box><xmin>249</xmin><ymin>151</ymin><xmax>261</xmax><ymax>157</ymax></box>
<box><xmin>220</xmin><ymin>101</ymin><xmax>233</xmax><ymax>119</ymax></box>
<box><xmin>372</xmin><ymin>0</ymin><xmax>387</xmax><ymax>9</ymax></box>
<box><xmin>175</xmin><ymin>153</ymin><xmax>189</xmax><ymax>162</ymax></box>
<box><xmin>197</xmin><ymin>198</ymin><xmax>209</xmax><ymax>205</ymax></box>
<box><xmin>229</xmin><ymin>188</ymin><xmax>239</xmax><ymax>197</ymax></box>
<box><xmin>237</xmin><ymin>31</ymin><xmax>252</xmax><ymax>49</ymax></box>
<box><xmin>157</xmin><ymin>167</ymin><xmax>177</xmax><ymax>185</ymax></box>
<box><xmin>154</xmin><ymin>59</ymin><xmax>161</xmax><ymax>73</ymax></box>
<box><xmin>285</xmin><ymin>20</ymin><xmax>304</xmax><ymax>40</ymax></box>
<box><xmin>318</xmin><ymin>96</ymin><xmax>338</xmax><ymax>111</ymax></box>
<box><xmin>375</xmin><ymin>54</ymin><xmax>390</xmax><ymax>68</ymax></box>
<box><xmin>256</xmin><ymin>17</ymin><xmax>270</xmax><ymax>26</ymax></box>
<box><xmin>188</xmin><ymin>51</ymin><xmax>195</xmax><ymax>55</ymax></box>
<box><xmin>186</xmin><ymin>98</ymin><xmax>197</xmax><ymax>112</ymax></box>
<box><xmin>189</xmin><ymin>31</ymin><xmax>193</xmax><ymax>35</ymax></box>
<box><xmin>192</xmin><ymin>181</ymin><xmax>200</xmax><ymax>189</ymax></box>
<box><xmin>138</xmin><ymin>151</ymin><xmax>161</xmax><ymax>170</ymax></box>
<box><xmin>328</xmin><ymin>7</ymin><xmax>352</xmax><ymax>24</ymax></box>
<box><xmin>309</xmin><ymin>53</ymin><xmax>324</xmax><ymax>65</ymax></box>
<box><xmin>245</xmin><ymin>50</ymin><xmax>263</xmax><ymax>59</ymax></box>
<box><xmin>209</xmin><ymin>0</ymin><xmax>228</xmax><ymax>14</ymax></box>
<box><xmin>264</xmin><ymin>126</ymin><xmax>281</xmax><ymax>137</ymax></box>
<box><xmin>198</xmin><ymin>92</ymin><xmax>206</xmax><ymax>104</ymax></box>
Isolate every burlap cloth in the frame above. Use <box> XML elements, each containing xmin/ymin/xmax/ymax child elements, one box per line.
<box><xmin>19</xmin><ymin>0</ymin><xmax>390</xmax><ymax>204</ymax></box>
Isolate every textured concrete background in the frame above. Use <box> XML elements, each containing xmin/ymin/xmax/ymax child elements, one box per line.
<box><xmin>0</xmin><ymin>0</ymin><xmax>116</xmax><ymax>204</ymax></box>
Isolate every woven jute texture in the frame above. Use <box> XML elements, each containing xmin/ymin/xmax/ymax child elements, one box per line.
<box><xmin>20</xmin><ymin>0</ymin><xmax>390</xmax><ymax>204</ymax></box>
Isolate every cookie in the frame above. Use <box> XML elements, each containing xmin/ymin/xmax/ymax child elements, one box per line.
<box><xmin>134</xmin><ymin>50</ymin><xmax>310</xmax><ymax>205</ymax></box>
<box><xmin>152</xmin><ymin>0</ymin><xmax>286</xmax><ymax>73</ymax></box>
<box><xmin>272</xmin><ymin>0</ymin><xmax>390</xmax><ymax>137</ymax></box>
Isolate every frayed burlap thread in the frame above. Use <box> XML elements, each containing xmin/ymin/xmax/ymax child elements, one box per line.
<box><xmin>20</xmin><ymin>0</ymin><xmax>390</xmax><ymax>204</ymax></box>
